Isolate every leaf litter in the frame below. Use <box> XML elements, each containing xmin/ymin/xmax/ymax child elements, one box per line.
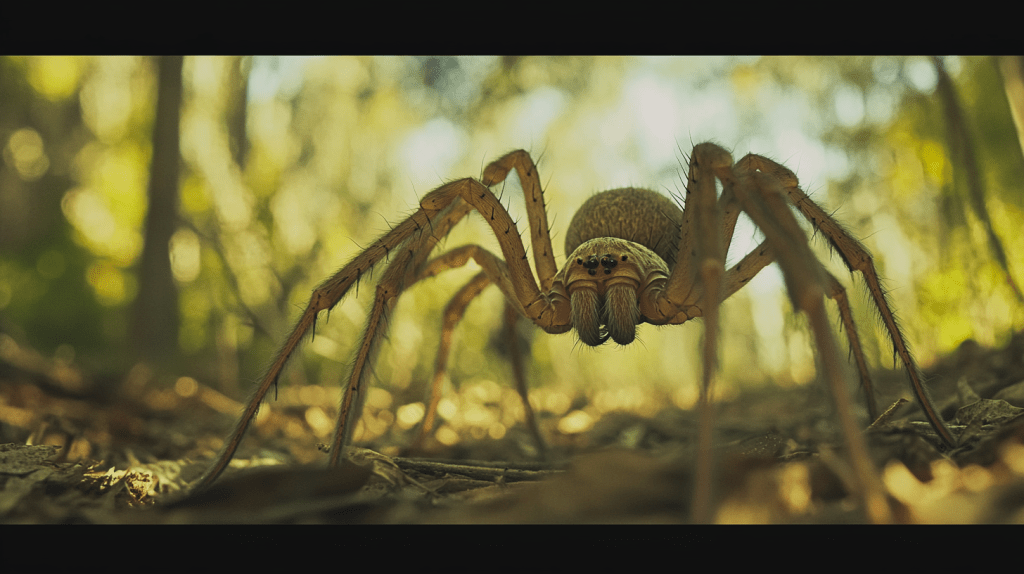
<box><xmin>2</xmin><ymin>332</ymin><xmax>1024</xmax><ymax>523</ymax></box>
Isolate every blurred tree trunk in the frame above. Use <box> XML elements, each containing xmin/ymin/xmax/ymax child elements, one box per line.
<box><xmin>933</xmin><ymin>56</ymin><xmax>1024</xmax><ymax>304</ymax></box>
<box><xmin>216</xmin><ymin>55</ymin><xmax>251</xmax><ymax>395</ymax></box>
<box><xmin>226</xmin><ymin>56</ymin><xmax>251</xmax><ymax>170</ymax></box>
<box><xmin>130</xmin><ymin>56</ymin><xmax>183</xmax><ymax>367</ymax></box>
<box><xmin>998</xmin><ymin>56</ymin><xmax>1024</xmax><ymax>172</ymax></box>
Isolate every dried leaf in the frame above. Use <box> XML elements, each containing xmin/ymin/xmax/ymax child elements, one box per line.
<box><xmin>0</xmin><ymin>444</ymin><xmax>62</xmax><ymax>476</ymax></box>
<box><xmin>345</xmin><ymin>446</ymin><xmax>434</xmax><ymax>494</ymax></box>
<box><xmin>955</xmin><ymin>399</ymin><xmax>1024</xmax><ymax>427</ymax></box>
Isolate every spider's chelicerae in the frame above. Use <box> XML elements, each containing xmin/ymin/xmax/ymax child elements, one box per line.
<box><xmin>191</xmin><ymin>143</ymin><xmax>954</xmax><ymax>520</ymax></box>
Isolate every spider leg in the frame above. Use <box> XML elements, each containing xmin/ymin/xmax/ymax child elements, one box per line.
<box><xmin>633</xmin><ymin>144</ymin><xmax>736</xmax><ymax>522</ymax></box>
<box><xmin>190</xmin><ymin>198</ymin><xmax>458</xmax><ymax>492</ymax></box>
<box><xmin>326</xmin><ymin>232</ymin><xmax>434</xmax><ymax>465</ymax></box>
<box><xmin>483</xmin><ymin>150</ymin><xmax>558</xmax><ymax>291</ymax></box>
<box><xmin>503</xmin><ymin>300</ymin><xmax>547</xmax><ymax>459</ymax></box>
<box><xmin>325</xmin><ymin>201</ymin><xmax>565</xmax><ymax>466</ymax></box>
<box><xmin>415</xmin><ymin>247</ymin><xmax>549</xmax><ymax>455</ymax></box>
<box><xmin>720</xmin><ymin>241</ymin><xmax>879</xmax><ymax>422</ymax></box>
<box><xmin>823</xmin><ymin>270</ymin><xmax>878</xmax><ymax>421</ymax></box>
<box><xmin>717</xmin><ymin>177</ymin><xmax>744</xmax><ymax>260</ymax></box>
<box><xmin>415</xmin><ymin>271</ymin><xmax>492</xmax><ymax>450</ymax></box>
<box><xmin>419</xmin><ymin>179</ymin><xmax>571</xmax><ymax>331</ymax></box>
<box><xmin>676</xmin><ymin>143</ymin><xmax>731</xmax><ymax>523</ymax></box>
<box><xmin>644</xmin><ymin>148</ymin><xmax>743</xmax><ymax>324</ymax></box>
<box><xmin>193</xmin><ymin>168</ymin><xmax>570</xmax><ymax>492</ymax></box>
<box><xmin>409</xmin><ymin>271</ymin><xmax>546</xmax><ymax>460</ymax></box>
<box><xmin>721</xmin><ymin>240</ymin><xmax>773</xmax><ymax>301</ymax></box>
<box><xmin>739</xmin><ymin>154</ymin><xmax>954</xmax><ymax>448</ymax></box>
<box><xmin>726</xmin><ymin>165</ymin><xmax>892</xmax><ymax>523</ymax></box>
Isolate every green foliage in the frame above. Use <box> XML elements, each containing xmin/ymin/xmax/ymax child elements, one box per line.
<box><xmin>1</xmin><ymin>56</ymin><xmax>1021</xmax><ymax>399</ymax></box>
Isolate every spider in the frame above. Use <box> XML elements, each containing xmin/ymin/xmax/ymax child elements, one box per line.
<box><xmin>190</xmin><ymin>143</ymin><xmax>955</xmax><ymax>520</ymax></box>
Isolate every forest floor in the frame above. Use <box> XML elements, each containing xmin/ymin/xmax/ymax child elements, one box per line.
<box><xmin>2</xmin><ymin>331</ymin><xmax>1024</xmax><ymax>524</ymax></box>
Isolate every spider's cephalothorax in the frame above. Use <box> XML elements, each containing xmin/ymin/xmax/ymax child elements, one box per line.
<box><xmin>192</xmin><ymin>144</ymin><xmax>954</xmax><ymax>523</ymax></box>
<box><xmin>558</xmin><ymin>188</ymin><xmax>680</xmax><ymax>346</ymax></box>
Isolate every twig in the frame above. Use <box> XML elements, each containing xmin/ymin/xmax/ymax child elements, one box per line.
<box><xmin>391</xmin><ymin>457</ymin><xmax>561</xmax><ymax>483</ymax></box>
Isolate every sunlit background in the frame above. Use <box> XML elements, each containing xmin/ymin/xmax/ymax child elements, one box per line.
<box><xmin>2</xmin><ymin>56</ymin><xmax>1022</xmax><ymax>447</ymax></box>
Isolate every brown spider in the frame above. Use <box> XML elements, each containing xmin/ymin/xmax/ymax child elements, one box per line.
<box><xmin>190</xmin><ymin>143</ymin><xmax>954</xmax><ymax>521</ymax></box>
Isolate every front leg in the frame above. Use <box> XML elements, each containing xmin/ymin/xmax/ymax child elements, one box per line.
<box><xmin>190</xmin><ymin>201</ymin><xmax>448</xmax><ymax>493</ymax></box>
<box><xmin>720</xmin><ymin>240</ymin><xmax>879</xmax><ymax>421</ymax></box>
<box><xmin>740</xmin><ymin>154</ymin><xmax>954</xmax><ymax>447</ymax></box>
<box><xmin>650</xmin><ymin>143</ymin><xmax>734</xmax><ymax>523</ymax></box>
<box><xmin>726</xmin><ymin>167</ymin><xmax>892</xmax><ymax>523</ymax></box>
<box><xmin>483</xmin><ymin>150</ymin><xmax>559</xmax><ymax>292</ymax></box>
<box><xmin>420</xmin><ymin>178</ymin><xmax>571</xmax><ymax>332</ymax></box>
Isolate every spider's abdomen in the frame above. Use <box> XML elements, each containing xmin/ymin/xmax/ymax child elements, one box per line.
<box><xmin>565</xmin><ymin>188</ymin><xmax>683</xmax><ymax>269</ymax></box>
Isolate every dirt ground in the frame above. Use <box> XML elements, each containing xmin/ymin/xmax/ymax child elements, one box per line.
<box><xmin>2</xmin><ymin>331</ymin><xmax>1024</xmax><ymax>524</ymax></box>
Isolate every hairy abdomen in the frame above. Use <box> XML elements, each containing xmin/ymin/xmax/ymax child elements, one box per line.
<box><xmin>564</xmin><ymin>188</ymin><xmax>684</xmax><ymax>268</ymax></box>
